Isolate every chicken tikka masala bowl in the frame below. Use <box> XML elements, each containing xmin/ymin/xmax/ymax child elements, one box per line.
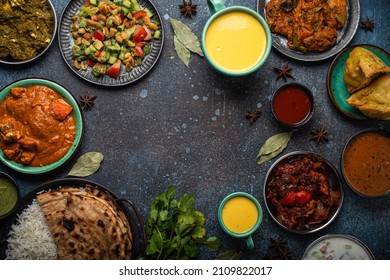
<box><xmin>0</xmin><ymin>78</ymin><xmax>84</xmax><ymax>174</ymax></box>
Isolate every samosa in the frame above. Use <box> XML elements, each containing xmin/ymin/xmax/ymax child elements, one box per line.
<box><xmin>346</xmin><ymin>74</ymin><xmax>390</xmax><ymax>120</ymax></box>
<box><xmin>344</xmin><ymin>47</ymin><xmax>390</xmax><ymax>94</ymax></box>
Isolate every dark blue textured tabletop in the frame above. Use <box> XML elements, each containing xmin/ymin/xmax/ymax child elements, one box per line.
<box><xmin>0</xmin><ymin>0</ymin><xmax>389</xmax><ymax>260</ymax></box>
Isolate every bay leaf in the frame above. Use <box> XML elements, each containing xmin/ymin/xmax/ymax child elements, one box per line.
<box><xmin>215</xmin><ymin>250</ymin><xmax>243</xmax><ymax>260</ymax></box>
<box><xmin>257</xmin><ymin>130</ymin><xmax>295</xmax><ymax>164</ymax></box>
<box><xmin>174</xmin><ymin>35</ymin><xmax>190</xmax><ymax>67</ymax></box>
<box><xmin>169</xmin><ymin>17</ymin><xmax>204</xmax><ymax>57</ymax></box>
<box><xmin>68</xmin><ymin>152</ymin><xmax>104</xmax><ymax>177</ymax></box>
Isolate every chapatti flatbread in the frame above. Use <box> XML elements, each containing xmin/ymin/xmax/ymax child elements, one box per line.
<box><xmin>37</xmin><ymin>185</ymin><xmax>133</xmax><ymax>260</ymax></box>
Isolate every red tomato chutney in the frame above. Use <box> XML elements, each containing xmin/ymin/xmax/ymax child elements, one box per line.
<box><xmin>0</xmin><ymin>85</ymin><xmax>76</xmax><ymax>167</ymax></box>
<box><xmin>272</xmin><ymin>84</ymin><xmax>313</xmax><ymax>126</ymax></box>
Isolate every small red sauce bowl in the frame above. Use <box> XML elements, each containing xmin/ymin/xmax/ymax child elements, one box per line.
<box><xmin>271</xmin><ymin>83</ymin><xmax>314</xmax><ymax>127</ymax></box>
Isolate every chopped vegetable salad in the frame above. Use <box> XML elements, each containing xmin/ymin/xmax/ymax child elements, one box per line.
<box><xmin>71</xmin><ymin>0</ymin><xmax>161</xmax><ymax>78</ymax></box>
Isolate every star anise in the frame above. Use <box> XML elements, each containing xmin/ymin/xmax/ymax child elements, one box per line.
<box><xmin>79</xmin><ymin>92</ymin><xmax>97</xmax><ymax>110</ymax></box>
<box><xmin>268</xmin><ymin>236</ymin><xmax>288</xmax><ymax>252</ymax></box>
<box><xmin>278</xmin><ymin>247</ymin><xmax>293</xmax><ymax>260</ymax></box>
<box><xmin>360</xmin><ymin>16</ymin><xmax>375</xmax><ymax>32</ymax></box>
<box><xmin>246</xmin><ymin>109</ymin><xmax>262</xmax><ymax>125</ymax></box>
<box><xmin>310</xmin><ymin>125</ymin><xmax>329</xmax><ymax>144</ymax></box>
<box><xmin>273</xmin><ymin>62</ymin><xmax>295</xmax><ymax>82</ymax></box>
<box><xmin>264</xmin><ymin>236</ymin><xmax>293</xmax><ymax>260</ymax></box>
<box><xmin>179</xmin><ymin>0</ymin><xmax>197</xmax><ymax>18</ymax></box>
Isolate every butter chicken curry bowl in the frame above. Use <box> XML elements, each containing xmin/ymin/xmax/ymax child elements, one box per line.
<box><xmin>0</xmin><ymin>78</ymin><xmax>84</xmax><ymax>174</ymax></box>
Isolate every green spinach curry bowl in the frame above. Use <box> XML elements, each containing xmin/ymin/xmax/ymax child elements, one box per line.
<box><xmin>0</xmin><ymin>0</ymin><xmax>57</xmax><ymax>65</ymax></box>
<box><xmin>0</xmin><ymin>78</ymin><xmax>84</xmax><ymax>174</ymax></box>
<box><xmin>0</xmin><ymin>172</ymin><xmax>20</xmax><ymax>221</ymax></box>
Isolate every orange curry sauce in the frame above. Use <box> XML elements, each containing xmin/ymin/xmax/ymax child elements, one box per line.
<box><xmin>0</xmin><ymin>85</ymin><xmax>76</xmax><ymax>166</ymax></box>
<box><xmin>342</xmin><ymin>133</ymin><xmax>390</xmax><ymax>197</ymax></box>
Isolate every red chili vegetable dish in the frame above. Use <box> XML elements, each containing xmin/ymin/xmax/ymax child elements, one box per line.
<box><xmin>265</xmin><ymin>154</ymin><xmax>342</xmax><ymax>231</ymax></box>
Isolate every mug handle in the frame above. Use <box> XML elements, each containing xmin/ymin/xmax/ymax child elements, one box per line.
<box><xmin>207</xmin><ymin>0</ymin><xmax>226</xmax><ymax>15</ymax></box>
<box><xmin>246</xmin><ymin>235</ymin><xmax>254</xmax><ymax>250</ymax></box>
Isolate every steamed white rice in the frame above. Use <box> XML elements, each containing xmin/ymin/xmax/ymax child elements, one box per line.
<box><xmin>5</xmin><ymin>199</ymin><xmax>57</xmax><ymax>260</ymax></box>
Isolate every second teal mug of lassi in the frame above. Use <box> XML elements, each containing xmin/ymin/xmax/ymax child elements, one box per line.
<box><xmin>218</xmin><ymin>192</ymin><xmax>263</xmax><ymax>249</ymax></box>
<box><xmin>202</xmin><ymin>0</ymin><xmax>272</xmax><ymax>76</ymax></box>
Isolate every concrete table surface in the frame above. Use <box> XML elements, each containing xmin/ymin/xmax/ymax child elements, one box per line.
<box><xmin>0</xmin><ymin>0</ymin><xmax>389</xmax><ymax>260</ymax></box>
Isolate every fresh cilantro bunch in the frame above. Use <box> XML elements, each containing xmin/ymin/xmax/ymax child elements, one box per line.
<box><xmin>145</xmin><ymin>186</ymin><xmax>220</xmax><ymax>259</ymax></box>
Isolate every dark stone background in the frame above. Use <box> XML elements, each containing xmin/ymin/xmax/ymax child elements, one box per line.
<box><xmin>1</xmin><ymin>0</ymin><xmax>389</xmax><ymax>259</ymax></box>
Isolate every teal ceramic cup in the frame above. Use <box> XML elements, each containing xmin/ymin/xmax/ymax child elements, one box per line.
<box><xmin>218</xmin><ymin>192</ymin><xmax>263</xmax><ymax>249</ymax></box>
<box><xmin>202</xmin><ymin>0</ymin><xmax>272</xmax><ymax>76</ymax></box>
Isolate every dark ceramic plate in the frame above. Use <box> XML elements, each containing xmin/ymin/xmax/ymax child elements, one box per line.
<box><xmin>58</xmin><ymin>0</ymin><xmax>164</xmax><ymax>86</ymax></box>
<box><xmin>0</xmin><ymin>178</ymin><xmax>146</xmax><ymax>259</ymax></box>
<box><xmin>327</xmin><ymin>44</ymin><xmax>390</xmax><ymax>120</ymax></box>
<box><xmin>263</xmin><ymin>151</ymin><xmax>343</xmax><ymax>234</ymax></box>
<box><xmin>257</xmin><ymin>0</ymin><xmax>360</xmax><ymax>62</ymax></box>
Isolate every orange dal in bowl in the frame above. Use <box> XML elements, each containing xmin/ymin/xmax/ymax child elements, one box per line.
<box><xmin>342</xmin><ymin>132</ymin><xmax>390</xmax><ymax>197</ymax></box>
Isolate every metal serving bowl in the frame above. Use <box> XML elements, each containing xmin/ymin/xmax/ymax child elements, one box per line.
<box><xmin>263</xmin><ymin>151</ymin><xmax>344</xmax><ymax>234</ymax></box>
<box><xmin>0</xmin><ymin>0</ymin><xmax>57</xmax><ymax>65</ymax></box>
<box><xmin>341</xmin><ymin>128</ymin><xmax>390</xmax><ymax>198</ymax></box>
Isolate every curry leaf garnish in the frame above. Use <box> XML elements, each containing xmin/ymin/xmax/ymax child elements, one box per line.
<box><xmin>67</xmin><ymin>152</ymin><xmax>104</xmax><ymax>177</ymax></box>
<box><xmin>145</xmin><ymin>185</ymin><xmax>220</xmax><ymax>260</ymax></box>
<box><xmin>169</xmin><ymin>17</ymin><xmax>203</xmax><ymax>66</ymax></box>
<box><xmin>257</xmin><ymin>130</ymin><xmax>296</xmax><ymax>164</ymax></box>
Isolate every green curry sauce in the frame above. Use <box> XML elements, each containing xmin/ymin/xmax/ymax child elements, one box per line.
<box><xmin>0</xmin><ymin>176</ymin><xmax>18</xmax><ymax>216</ymax></box>
<box><xmin>0</xmin><ymin>0</ymin><xmax>54</xmax><ymax>61</ymax></box>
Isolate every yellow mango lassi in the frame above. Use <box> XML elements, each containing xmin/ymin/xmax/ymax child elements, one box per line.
<box><xmin>205</xmin><ymin>11</ymin><xmax>267</xmax><ymax>73</ymax></box>
<box><xmin>221</xmin><ymin>195</ymin><xmax>259</xmax><ymax>233</ymax></box>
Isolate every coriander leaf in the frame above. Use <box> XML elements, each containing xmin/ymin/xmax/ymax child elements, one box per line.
<box><xmin>191</xmin><ymin>226</ymin><xmax>206</xmax><ymax>239</ymax></box>
<box><xmin>178</xmin><ymin>193</ymin><xmax>195</xmax><ymax>212</ymax></box>
<box><xmin>145</xmin><ymin>185</ymin><xmax>221</xmax><ymax>260</ymax></box>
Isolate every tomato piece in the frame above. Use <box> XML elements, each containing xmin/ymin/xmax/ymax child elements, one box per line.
<box><xmin>133</xmin><ymin>46</ymin><xmax>144</xmax><ymax>57</ymax></box>
<box><xmin>279</xmin><ymin>191</ymin><xmax>296</xmax><ymax>206</ymax></box>
<box><xmin>94</xmin><ymin>50</ymin><xmax>102</xmax><ymax>58</ymax></box>
<box><xmin>87</xmin><ymin>58</ymin><xmax>95</xmax><ymax>67</ymax></box>
<box><xmin>83</xmin><ymin>33</ymin><xmax>93</xmax><ymax>40</ymax></box>
<box><xmin>132</xmin><ymin>26</ymin><xmax>147</xmax><ymax>43</ymax></box>
<box><xmin>132</xmin><ymin>10</ymin><xmax>147</xmax><ymax>20</ymax></box>
<box><xmin>143</xmin><ymin>25</ymin><xmax>153</xmax><ymax>41</ymax></box>
<box><xmin>135</xmin><ymin>42</ymin><xmax>146</xmax><ymax>48</ymax></box>
<box><xmin>106</xmin><ymin>59</ymin><xmax>121</xmax><ymax>78</ymax></box>
<box><xmin>93</xmin><ymin>30</ymin><xmax>104</xmax><ymax>41</ymax></box>
<box><xmin>85</xmin><ymin>0</ymin><xmax>90</xmax><ymax>7</ymax></box>
<box><xmin>295</xmin><ymin>191</ymin><xmax>312</xmax><ymax>205</ymax></box>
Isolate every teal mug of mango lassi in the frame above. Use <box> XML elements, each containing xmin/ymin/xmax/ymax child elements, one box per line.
<box><xmin>202</xmin><ymin>0</ymin><xmax>272</xmax><ymax>76</ymax></box>
<box><xmin>218</xmin><ymin>192</ymin><xmax>263</xmax><ymax>249</ymax></box>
